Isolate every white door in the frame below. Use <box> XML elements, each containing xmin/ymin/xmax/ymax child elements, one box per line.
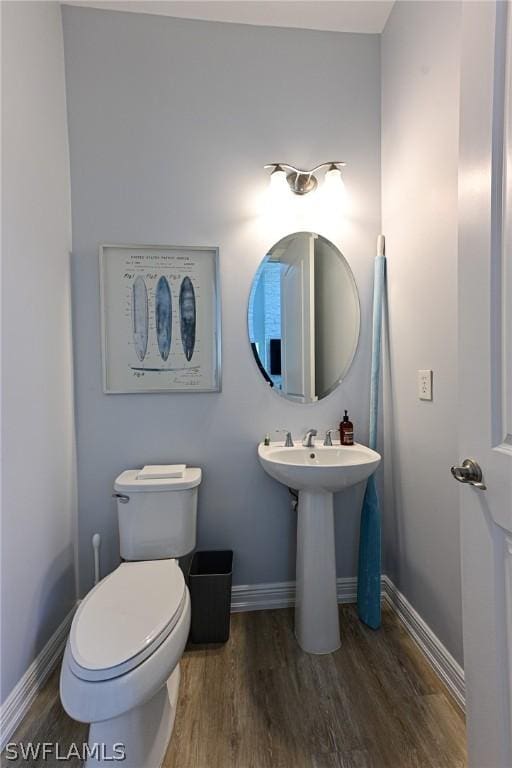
<box><xmin>458</xmin><ymin>3</ymin><xmax>512</xmax><ymax>766</ymax></box>
<box><xmin>280</xmin><ymin>233</ymin><xmax>316</xmax><ymax>402</ymax></box>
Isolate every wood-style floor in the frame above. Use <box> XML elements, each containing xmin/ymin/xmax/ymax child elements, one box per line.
<box><xmin>2</xmin><ymin>605</ymin><xmax>466</xmax><ymax>768</ymax></box>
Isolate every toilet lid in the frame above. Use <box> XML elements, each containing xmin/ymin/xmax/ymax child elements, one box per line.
<box><xmin>114</xmin><ymin>467</ymin><xmax>201</xmax><ymax>493</ymax></box>
<box><xmin>70</xmin><ymin>560</ymin><xmax>185</xmax><ymax>681</ymax></box>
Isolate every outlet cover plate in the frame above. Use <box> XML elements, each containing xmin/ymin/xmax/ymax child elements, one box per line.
<box><xmin>418</xmin><ymin>369</ymin><xmax>433</xmax><ymax>401</ymax></box>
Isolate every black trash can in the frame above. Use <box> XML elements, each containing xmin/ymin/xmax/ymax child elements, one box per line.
<box><xmin>188</xmin><ymin>550</ymin><xmax>233</xmax><ymax>644</ymax></box>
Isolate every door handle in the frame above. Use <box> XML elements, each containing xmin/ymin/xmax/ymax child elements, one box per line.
<box><xmin>451</xmin><ymin>459</ymin><xmax>487</xmax><ymax>490</ymax></box>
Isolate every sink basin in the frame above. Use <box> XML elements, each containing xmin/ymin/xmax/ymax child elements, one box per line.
<box><xmin>258</xmin><ymin>442</ymin><xmax>381</xmax><ymax>492</ymax></box>
<box><xmin>258</xmin><ymin>440</ymin><xmax>381</xmax><ymax>655</ymax></box>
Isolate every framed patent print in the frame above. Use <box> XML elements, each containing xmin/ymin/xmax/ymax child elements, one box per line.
<box><xmin>100</xmin><ymin>244</ymin><xmax>221</xmax><ymax>393</ymax></box>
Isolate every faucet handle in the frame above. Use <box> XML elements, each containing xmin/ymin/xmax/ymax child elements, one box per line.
<box><xmin>324</xmin><ymin>427</ymin><xmax>339</xmax><ymax>446</ymax></box>
<box><xmin>276</xmin><ymin>429</ymin><xmax>294</xmax><ymax>447</ymax></box>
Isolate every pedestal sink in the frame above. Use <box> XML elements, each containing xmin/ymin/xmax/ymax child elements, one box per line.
<box><xmin>258</xmin><ymin>441</ymin><xmax>381</xmax><ymax>654</ymax></box>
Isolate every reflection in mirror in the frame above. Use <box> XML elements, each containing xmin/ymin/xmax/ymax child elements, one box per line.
<box><xmin>248</xmin><ymin>232</ymin><xmax>360</xmax><ymax>403</ymax></box>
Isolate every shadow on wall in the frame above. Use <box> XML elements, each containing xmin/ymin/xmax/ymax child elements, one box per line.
<box><xmin>382</xmin><ymin>285</ymin><xmax>459</xmax><ymax>654</ymax></box>
<box><xmin>33</xmin><ymin>544</ymin><xmax>76</xmax><ymax>655</ymax></box>
<box><xmin>1</xmin><ymin>543</ymin><xmax>76</xmax><ymax>703</ymax></box>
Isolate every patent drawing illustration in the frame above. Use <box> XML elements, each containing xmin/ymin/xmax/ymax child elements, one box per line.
<box><xmin>131</xmin><ymin>275</ymin><xmax>149</xmax><ymax>362</ymax></box>
<box><xmin>155</xmin><ymin>275</ymin><xmax>172</xmax><ymax>361</ymax></box>
<box><xmin>180</xmin><ymin>276</ymin><xmax>196</xmax><ymax>361</ymax></box>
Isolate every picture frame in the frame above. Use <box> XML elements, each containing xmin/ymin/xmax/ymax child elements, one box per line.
<box><xmin>99</xmin><ymin>244</ymin><xmax>221</xmax><ymax>393</ymax></box>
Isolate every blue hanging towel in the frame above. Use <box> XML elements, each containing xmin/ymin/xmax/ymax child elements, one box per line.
<box><xmin>357</xmin><ymin>235</ymin><xmax>386</xmax><ymax>630</ymax></box>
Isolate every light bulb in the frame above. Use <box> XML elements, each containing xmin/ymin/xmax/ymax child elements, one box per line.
<box><xmin>324</xmin><ymin>166</ymin><xmax>346</xmax><ymax>198</ymax></box>
<box><xmin>269</xmin><ymin>167</ymin><xmax>288</xmax><ymax>195</ymax></box>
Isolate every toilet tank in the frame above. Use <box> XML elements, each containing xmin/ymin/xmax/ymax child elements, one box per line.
<box><xmin>113</xmin><ymin>468</ymin><xmax>201</xmax><ymax>561</ymax></box>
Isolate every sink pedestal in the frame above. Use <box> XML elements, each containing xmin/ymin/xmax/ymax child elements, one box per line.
<box><xmin>258</xmin><ymin>441</ymin><xmax>381</xmax><ymax>655</ymax></box>
<box><xmin>295</xmin><ymin>490</ymin><xmax>340</xmax><ymax>654</ymax></box>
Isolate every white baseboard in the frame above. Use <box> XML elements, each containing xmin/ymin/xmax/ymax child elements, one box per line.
<box><xmin>381</xmin><ymin>576</ymin><xmax>465</xmax><ymax>710</ymax></box>
<box><xmin>0</xmin><ymin>607</ymin><xmax>75</xmax><ymax>751</ymax></box>
<box><xmin>231</xmin><ymin>575</ymin><xmax>465</xmax><ymax>710</ymax></box>
<box><xmin>231</xmin><ymin>576</ymin><xmax>357</xmax><ymax>612</ymax></box>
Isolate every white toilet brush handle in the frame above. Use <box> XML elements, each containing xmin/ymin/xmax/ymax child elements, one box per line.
<box><xmin>92</xmin><ymin>533</ymin><xmax>101</xmax><ymax>585</ymax></box>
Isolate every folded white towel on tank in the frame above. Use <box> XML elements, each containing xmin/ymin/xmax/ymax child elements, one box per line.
<box><xmin>137</xmin><ymin>464</ymin><xmax>186</xmax><ymax>480</ymax></box>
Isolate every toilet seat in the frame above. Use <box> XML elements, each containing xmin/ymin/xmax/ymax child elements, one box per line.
<box><xmin>69</xmin><ymin>559</ymin><xmax>186</xmax><ymax>682</ymax></box>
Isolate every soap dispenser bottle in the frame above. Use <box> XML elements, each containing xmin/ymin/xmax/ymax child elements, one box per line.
<box><xmin>340</xmin><ymin>410</ymin><xmax>354</xmax><ymax>445</ymax></box>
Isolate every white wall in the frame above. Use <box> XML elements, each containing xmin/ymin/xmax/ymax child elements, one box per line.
<box><xmin>381</xmin><ymin>0</ymin><xmax>463</xmax><ymax>662</ymax></box>
<box><xmin>314</xmin><ymin>237</ymin><xmax>359</xmax><ymax>398</ymax></box>
<box><xmin>61</xmin><ymin>7</ymin><xmax>381</xmax><ymax>594</ymax></box>
<box><xmin>1</xmin><ymin>2</ymin><xmax>77</xmax><ymax>702</ymax></box>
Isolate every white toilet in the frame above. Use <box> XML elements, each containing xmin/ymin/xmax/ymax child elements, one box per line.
<box><xmin>60</xmin><ymin>467</ymin><xmax>202</xmax><ymax>768</ymax></box>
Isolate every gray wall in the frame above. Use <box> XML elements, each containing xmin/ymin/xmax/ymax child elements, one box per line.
<box><xmin>1</xmin><ymin>2</ymin><xmax>77</xmax><ymax>703</ymax></box>
<box><xmin>62</xmin><ymin>7</ymin><xmax>381</xmax><ymax>595</ymax></box>
<box><xmin>381</xmin><ymin>1</ymin><xmax>463</xmax><ymax>663</ymax></box>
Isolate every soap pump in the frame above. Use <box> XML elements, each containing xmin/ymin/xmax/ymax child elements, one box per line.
<box><xmin>340</xmin><ymin>410</ymin><xmax>354</xmax><ymax>446</ymax></box>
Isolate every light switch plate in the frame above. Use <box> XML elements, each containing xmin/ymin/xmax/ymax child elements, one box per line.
<box><xmin>418</xmin><ymin>369</ymin><xmax>433</xmax><ymax>401</ymax></box>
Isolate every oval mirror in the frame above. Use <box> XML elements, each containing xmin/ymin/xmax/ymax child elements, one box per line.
<box><xmin>248</xmin><ymin>232</ymin><xmax>360</xmax><ymax>403</ymax></box>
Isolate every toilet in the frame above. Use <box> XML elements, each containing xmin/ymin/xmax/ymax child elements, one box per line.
<box><xmin>60</xmin><ymin>467</ymin><xmax>202</xmax><ymax>768</ymax></box>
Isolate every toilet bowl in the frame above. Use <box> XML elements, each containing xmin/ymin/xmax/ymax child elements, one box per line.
<box><xmin>61</xmin><ymin>559</ymin><xmax>190</xmax><ymax>768</ymax></box>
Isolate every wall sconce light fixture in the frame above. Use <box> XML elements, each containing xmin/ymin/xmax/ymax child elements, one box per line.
<box><xmin>264</xmin><ymin>161</ymin><xmax>346</xmax><ymax>196</ymax></box>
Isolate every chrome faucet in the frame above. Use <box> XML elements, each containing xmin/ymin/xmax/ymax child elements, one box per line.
<box><xmin>276</xmin><ymin>429</ymin><xmax>294</xmax><ymax>447</ymax></box>
<box><xmin>302</xmin><ymin>428</ymin><xmax>317</xmax><ymax>447</ymax></box>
